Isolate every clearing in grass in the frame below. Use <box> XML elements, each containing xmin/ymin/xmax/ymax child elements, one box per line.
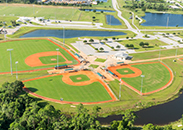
<box><xmin>95</xmin><ymin>58</ymin><xmax>106</xmax><ymax>62</ymax></box>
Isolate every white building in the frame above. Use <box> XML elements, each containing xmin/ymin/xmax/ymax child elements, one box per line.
<box><xmin>114</xmin><ymin>52</ymin><xmax>129</xmax><ymax>61</ymax></box>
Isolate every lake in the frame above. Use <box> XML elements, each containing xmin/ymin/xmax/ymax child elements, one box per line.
<box><xmin>20</xmin><ymin>30</ymin><xmax>126</xmax><ymax>38</ymax></box>
<box><xmin>141</xmin><ymin>12</ymin><xmax>183</xmax><ymax>27</ymax></box>
<box><xmin>98</xmin><ymin>92</ymin><xmax>183</xmax><ymax>125</ymax></box>
<box><xmin>106</xmin><ymin>15</ymin><xmax>122</xmax><ymax>25</ymax></box>
<box><xmin>79</xmin><ymin>9</ymin><xmax>115</xmax><ymax>12</ymax></box>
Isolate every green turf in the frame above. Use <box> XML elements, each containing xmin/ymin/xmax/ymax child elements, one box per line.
<box><xmin>94</xmin><ymin>58</ymin><xmax>106</xmax><ymax>62</ymax></box>
<box><xmin>24</xmin><ymin>75</ymin><xmax>112</xmax><ymax>102</ymax></box>
<box><xmin>116</xmin><ymin>68</ymin><xmax>135</xmax><ymax>75</ymax></box>
<box><xmin>122</xmin><ymin>62</ymin><xmax>171</xmax><ymax>93</ymax></box>
<box><xmin>89</xmin><ymin>64</ymin><xmax>99</xmax><ymax>68</ymax></box>
<box><xmin>39</xmin><ymin>55</ymin><xmax>66</xmax><ymax>64</ymax></box>
<box><xmin>0</xmin><ymin>39</ymin><xmax>77</xmax><ymax>72</ymax></box>
<box><xmin>69</xmin><ymin>74</ymin><xmax>90</xmax><ymax>83</ymax></box>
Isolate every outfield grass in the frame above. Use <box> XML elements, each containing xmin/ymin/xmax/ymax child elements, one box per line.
<box><xmin>0</xmin><ymin>39</ymin><xmax>77</xmax><ymax>72</ymax></box>
<box><xmin>89</xmin><ymin>64</ymin><xmax>99</xmax><ymax>68</ymax></box>
<box><xmin>24</xmin><ymin>75</ymin><xmax>112</xmax><ymax>102</ymax></box>
<box><xmin>69</xmin><ymin>74</ymin><xmax>90</xmax><ymax>82</ymax></box>
<box><xmin>122</xmin><ymin>62</ymin><xmax>171</xmax><ymax>93</ymax></box>
<box><xmin>116</xmin><ymin>68</ymin><xmax>135</xmax><ymax>75</ymax></box>
<box><xmin>95</xmin><ymin>58</ymin><xmax>106</xmax><ymax>62</ymax></box>
<box><xmin>39</xmin><ymin>55</ymin><xmax>66</xmax><ymax>64</ymax></box>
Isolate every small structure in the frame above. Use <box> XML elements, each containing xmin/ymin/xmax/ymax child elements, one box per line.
<box><xmin>114</xmin><ymin>52</ymin><xmax>129</xmax><ymax>60</ymax></box>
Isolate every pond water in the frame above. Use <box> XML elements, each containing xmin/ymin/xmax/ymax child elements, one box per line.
<box><xmin>106</xmin><ymin>15</ymin><xmax>122</xmax><ymax>25</ymax></box>
<box><xmin>97</xmin><ymin>92</ymin><xmax>183</xmax><ymax>125</ymax></box>
<box><xmin>141</xmin><ymin>12</ymin><xmax>183</xmax><ymax>27</ymax></box>
<box><xmin>79</xmin><ymin>9</ymin><xmax>115</xmax><ymax>12</ymax></box>
<box><xmin>20</xmin><ymin>30</ymin><xmax>126</xmax><ymax>38</ymax></box>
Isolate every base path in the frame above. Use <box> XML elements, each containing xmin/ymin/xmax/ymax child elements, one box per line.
<box><xmin>23</xmin><ymin>71</ymin><xmax>117</xmax><ymax>105</ymax></box>
<box><xmin>108</xmin><ymin>64</ymin><xmax>142</xmax><ymax>78</ymax></box>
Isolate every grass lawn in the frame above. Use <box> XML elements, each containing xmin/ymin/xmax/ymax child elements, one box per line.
<box><xmin>69</xmin><ymin>74</ymin><xmax>90</xmax><ymax>82</ymax></box>
<box><xmin>119</xmin><ymin>39</ymin><xmax>168</xmax><ymax>52</ymax></box>
<box><xmin>122</xmin><ymin>62</ymin><xmax>171</xmax><ymax>93</ymax></box>
<box><xmin>130</xmin><ymin>47</ymin><xmax>183</xmax><ymax>61</ymax></box>
<box><xmin>24</xmin><ymin>75</ymin><xmax>112</xmax><ymax>102</ymax></box>
<box><xmin>0</xmin><ymin>39</ymin><xmax>77</xmax><ymax>72</ymax></box>
<box><xmin>89</xmin><ymin>64</ymin><xmax>99</xmax><ymax>68</ymax></box>
<box><xmin>95</xmin><ymin>58</ymin><xmax>106</xmax><ymax>62</ymax></box>
<box><xmin>116</xmin><ymin>68</ymin><xmax>135</xmax><ymax>75</ymax></box>
<box><xmin>39</xmin><ymin>55</ymin><xmax>66</xmax><ymax>64</ymax></box>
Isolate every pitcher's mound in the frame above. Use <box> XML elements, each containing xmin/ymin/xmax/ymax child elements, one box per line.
<box><xmin>51</xmin><ymin>58</ymin><xmax>56</xmax><ymax>61</ymax></box>
<box><xmin>77</xmin><ymin>77</ymin><xmax>82</xmax><ymax>80</ymax></box>
<box><xmin>124</xmin><ymin>70</ymin><xmax>128</xmax><ymax>73</ymax></box>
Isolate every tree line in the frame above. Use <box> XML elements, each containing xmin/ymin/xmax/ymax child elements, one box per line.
<box><xmin>0</xmin><ymin>80</ymin><xmax>175</xmax><ymax>129</ymax></box>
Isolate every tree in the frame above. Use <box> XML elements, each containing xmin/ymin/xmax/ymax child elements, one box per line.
<box><xmin>83</xmin><ymin>40</ymin><xmax>87</xmax><ymax>43</ymax></box>
<box><xmin>93</xmin><ymin>9</ymin><xmax>96</xmax><ymax>13</ymax></box>
<box><xmin>99</xmin><ymin>47</ymin><xmax>104</xmax><ymax>52</ymax></box>
<box><xmin>129</xmin><ymin>44</ymin><xmax>134</xmax><ymax>49</ymax></box>
<box><xmin>101</xmin><ymin>11</ymin><xmax>103</xmax><ymax>13</ymax></box>
<box><xmin>116</xmin><ymin>45</ymin><xmax>121</xmax><ymax>50</ymax></box>
<box><xmin>125</xmin><ymin>44</ymin><xmax>130</xmax><ymax>48</ymax></box>
<box><xmin>89</xmin><ymin>39</ymin><xmax>94</xmax><ymax>43</ymax></box>
<box><xmin>139</xmin><ymin>42</ymin><xmax>144</xmax><ymax>47</ymax></box>
<box><xmin>112</xmin><ymin>37</ymin><xmax>116</xmax><ymax>40</ymax></box>
<box><xmin>142</xmin><ymin>7</ymin><xmax>146</xmax><ymax>11</ymax></box>
<box><xmin>126</xmin><ymin>36</ymin><xmax>129</xmax><ymax>39</ymax></box>
<box><xmin>103</xmin><ymin>38</ymin><xmax>108</xmax><ymax>41</ymax></box>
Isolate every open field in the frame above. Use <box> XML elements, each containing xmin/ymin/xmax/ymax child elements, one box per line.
<box><xmin>0</xmin><ymin>39</ymin><xmax>78</xmax><ymax>73</ymax></box>
<box><xmin>129</xmin><ymin>47</ymin><xmax>183</xmax><ymax>61</ymax></box>
<box><xmin>23</xmin><ymin>71</ymin><xmax>115</xmax><ymax>103</ymax></box>
<box><xmin>119</xmin><ymin>39</ymin><xmax>168</xmax><ymax>51</ymax></box>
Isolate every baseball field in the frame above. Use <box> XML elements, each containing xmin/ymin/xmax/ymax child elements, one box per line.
<box><xmin>23</xmin><ymin>71</ymin><xmax>117</xmax><ymax>104</ymax></box>
<box><xmin>0</xmin><ymin>38</ymin><xmax>79</xmax><ymax>73</ymax></box>
<box><xmin>108</xmin><ymin>62</ymin><xmax>173</xmax><ymax>95</ymax></box>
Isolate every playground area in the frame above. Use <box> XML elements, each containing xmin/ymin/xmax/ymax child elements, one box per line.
<box><xmin>108</xmin><ymin>62</ymin><xmax>174</xmax><ymax>95</ymax></box>
<box><xmin>23</xmin><ymin>70</ymin><xmax>117</xmax><ymax>104</ymax></box>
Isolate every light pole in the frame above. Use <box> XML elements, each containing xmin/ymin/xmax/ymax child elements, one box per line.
<box><xmin>159</xmin><ymin>47</ymin><xmax>161</xmax><ymax>61</ymax></box>
<box><xmin>63</xmin><ymin>26</ymin><xmax>65</xmax><ymax>47</ymax></box>
<box><xmin>140</xmin><ymin>75</ymin><xmax>145</xmax><ymax>95</ymax></box>
<box><xmin>175</xmin><ymin>46</ymin><xmax>178</xmax><ymax>59</ymax></box>
<box><xmin>15</xmin><ymin>61</ymin><xmax>18</xmax><ymax>80</ymax></box>
<box><xmin>33</xmin><ymin>5</ymin><xmax>34</xmax><ymax>16</ymax></box>
<box><xmin>56</xmin><ymin>48</ymin><xmax>59</xmax><ymax>69</ymax></box>
<box><xmin>7</xmin><ymin>49</ymin><xmax>13</xmax><ymax>75</ymax></box>
<box><xmin>119</xmin><ymin>79</ymin><xmax>122</xmax><ymax>99</ymax></box>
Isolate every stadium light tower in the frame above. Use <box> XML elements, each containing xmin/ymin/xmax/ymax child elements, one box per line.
<box><xmin>63</xmin><ymin>26</ymin><xmax>65</xmax><ymax>47</ymax></box>
<box><xmin>140</xmin><ymin>75</ymin><xmax>145</xmax><ymax>95</ymax></box>
<box><xmin>7</xmin><ymin>49</ymin><xmax>13</xmax><ymax>75</ymax></box>
<box><xmin>56</xmin><ymin>48</ymin><xmax>59</xmax><ymax>69</ymax></box>
<box><xmin>15</xmin><ymin>61</ymin><xmax>18</xmax><ymax>80</ymax></box>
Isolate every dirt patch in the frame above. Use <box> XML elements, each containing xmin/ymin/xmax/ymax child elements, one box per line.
<box><xmin>25</xmin><ymin>51</ymin><xmax>72</xmax><ymax>67</ymax></box>
<box><xmin>124</xmin><ymin>70</ymin><xmax>128</xmax><ymax>73</ymax></box>
<box><xmin>108</xmin><ymin>65</ymin><xmax>142</xmax><ymax>78</ymax></box>
<box><xmin>51</xmin><ymin>58</ymin><xmax>56</xmax><ymax>61</ymax></box>
<box><xmin>77</xmin><ymin>77</ymin><xmax>82</xmax><ymax>80</ymax></box>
